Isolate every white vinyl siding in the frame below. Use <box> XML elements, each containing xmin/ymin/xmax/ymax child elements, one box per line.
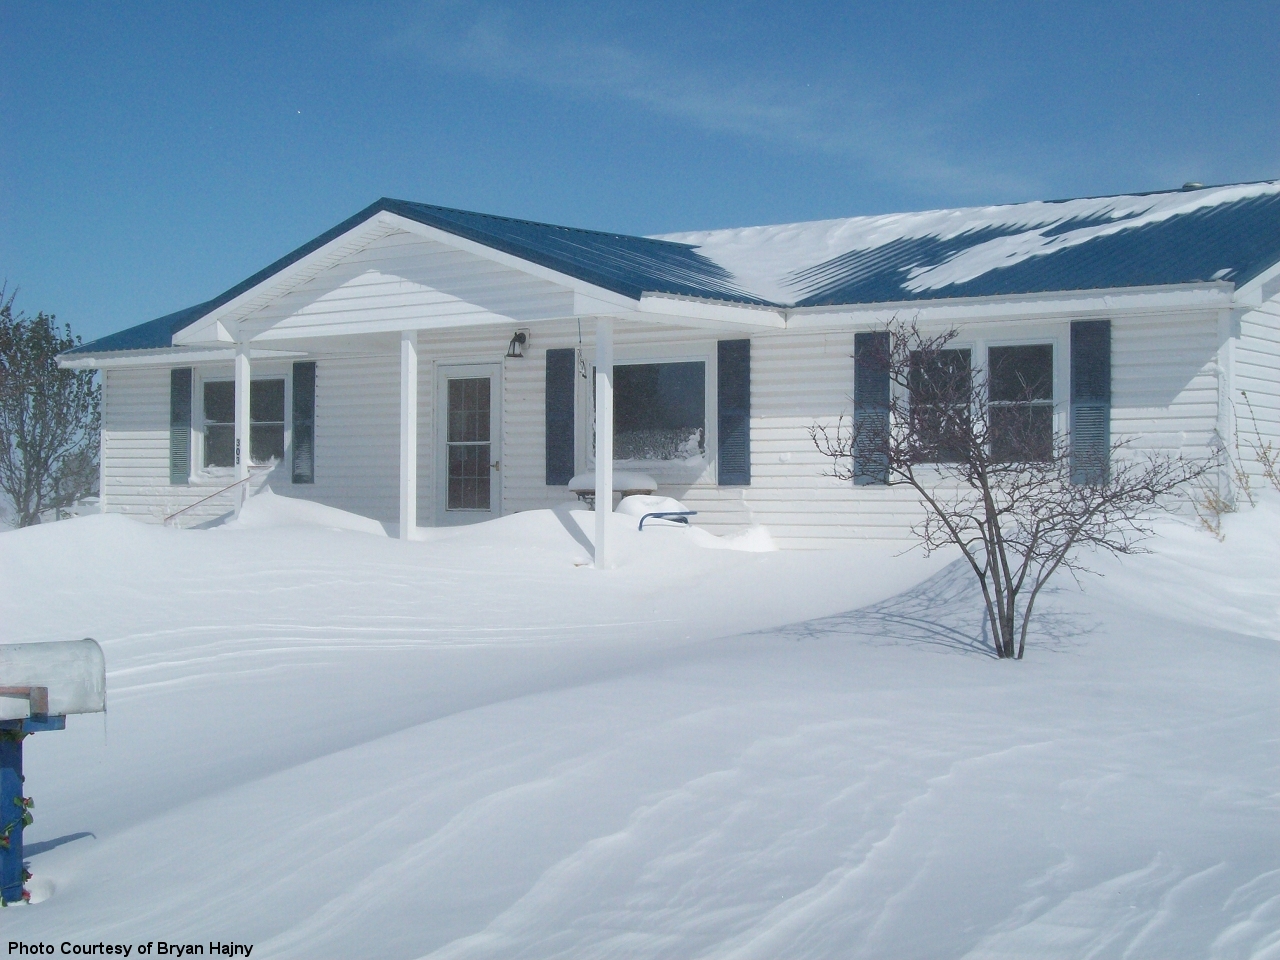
<box><xmin>1234</xmin><ymin>299</ymin><xmax>1280</xmax><ymax>489</ymax></box>
<box><xmin>240</xmin><ymin>230</ymin><xmax>576</xmax><ymax>342</ymax></box>
<box><xmin>99</xmin><ymin>309</ymin><xmax>1228</xmax><ymax>543</ymax></box>
<box><xmin>1110</xmin><ymin>313</ymin><xmax>1221</xmax><ymax>456</ymax></box>
<box><xmin>101</xmin><ymin>367</ymin><xmax>271</xmax><ymax>524</ymax></box>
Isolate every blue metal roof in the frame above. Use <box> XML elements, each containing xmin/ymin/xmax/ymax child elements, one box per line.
<box><xmin>66</xmin><ymin>183</ymin><xmax>1280</xmax><ymax>355</ymax></box>
<box><xmin>786</xmin><ymin>190</ymin><xmax>1280</xmax><ymax>307</ymax></box>
<box><xmin>384</xmin><ymin>200</ymin><xmax>761</xmax><ymax>304</ymax></box>
<box><xmin>67</xmin><ymin>199</ymin><xmax>762</xmax><ymax>355</ymax></box>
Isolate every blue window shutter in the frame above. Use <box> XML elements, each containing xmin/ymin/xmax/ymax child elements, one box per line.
<box><xmin>292</xmin><ymin>361</ymin><xmax>316</xmax><ymax>484</ymax></box>
<box><xmin>169</xmin><ymin>368</ymin><xmax>192</xmax><ymax>485</ymax></box>
<box><xmin>717</xmin><ymin>339</ymin><xmax>751</xmax><ymax>485</ymax></box>
<box><xmin>545</xmin><ymin>348</ymin><xmax>575</xmax><ymax>485</ymax></box>
<box><xmin>853</xmin><ymin>332</ymin><xmax>890</xmax><ymax>484</ymax></box>
<box><xmin>1070</xmin><ymin>320</ymin><xmax>1111</xmax><ymax>484</ymax></box>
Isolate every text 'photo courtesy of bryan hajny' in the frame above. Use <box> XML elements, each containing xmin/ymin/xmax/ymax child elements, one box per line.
<box><xmin>6</xmin><ymin>944</ymin><xmax>254</xmax><ymax>957</ymax></box>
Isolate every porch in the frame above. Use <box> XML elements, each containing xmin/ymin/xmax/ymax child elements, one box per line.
<box><xmin>158</xmin><ymin>314</ymin><xmax>759</xmax><ymax>567</ymax></box>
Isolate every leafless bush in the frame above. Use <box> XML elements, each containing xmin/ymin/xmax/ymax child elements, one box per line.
<box><xmin>812</xmin><ymin>320</ymin><xmax>1210</xmax><ymax>660</ymax></box>
<box><xmin>1194</xmin><ymin>391</ymin><xmax>1280</xmax><ymax>538</ymax></box>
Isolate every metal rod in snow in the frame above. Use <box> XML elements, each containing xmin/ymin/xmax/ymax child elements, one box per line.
<box><xmin>594</xmin><ymin>317</ymin><xmax>614</xmax><ymax>569</ymax></box>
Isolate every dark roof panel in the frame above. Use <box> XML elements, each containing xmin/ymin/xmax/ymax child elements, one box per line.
<box><xmin>66</xmin><ymin>182</ymin><xmax>1280</xmax><ymax>355</ymax></box>
<box><xmin>789</xmin><ymin>191</ymin><xmax>1280</xmax><ymax>306</ymax></box>
<box><xmin>384</xmin><ymin>200</ymin><xmax>762</xmax><ymax>304</ymax></box>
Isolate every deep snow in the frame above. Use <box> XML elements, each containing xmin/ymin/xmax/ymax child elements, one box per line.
<box><xmin>1</xmin><ymin>493</ymin><xmax>1277</xmax><ymax>959</ymax></box>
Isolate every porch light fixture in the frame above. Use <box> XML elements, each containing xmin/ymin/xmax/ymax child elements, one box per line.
<box><xmin>506</xmin><ymin>330</ymin><xmax>528</xmax><ymax>359</ymax></box>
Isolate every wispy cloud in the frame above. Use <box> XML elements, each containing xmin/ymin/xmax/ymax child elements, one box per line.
<box><xmin>386</xmin><ymin>2</ymin><xmax>1039</xmax><ymax>202</ymax></box>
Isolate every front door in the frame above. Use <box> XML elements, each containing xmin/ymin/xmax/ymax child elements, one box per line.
<box><xmin>436</xmin><ymin>364</ymin><xmax>501</xmax><ymax>524</ymax></box>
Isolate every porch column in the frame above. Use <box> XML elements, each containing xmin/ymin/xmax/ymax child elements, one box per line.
<box><xmin>594</xmin><ymin>317</ymin><xmax>614</xmax><ymax>568</ymax></box>
<box><xmin>234</xmin><ymin>341</ymin><xmax>251</xmax><ymax>513</ymax></box>
<box><xmin>399</xmin><ymin>330</ymin><xmax>418</xmax><ymax>540</ymax></box>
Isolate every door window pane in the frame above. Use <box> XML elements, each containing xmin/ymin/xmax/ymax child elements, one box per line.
<box><xmin>448</xmin><ymin>445</ymin><xmax>490</xmax><ymax>510</ymax></box>
<box><xmin>612</xmin><ymin>361</ymin><xmax>705</xmax><ymax>461</ymax></box>
<box><xmin>448</xmin><ymin>378</ymin><xmax>490</xmax><ymax>443</ymax></box>
<box><xmin>446</xmin><ymin>376</ymin><xmax>491</xmax><ymax>510</ymax></box>
<box><xmin>988</xmin><ymin>345</ymin><xmax>1054</xmax><ymax>461</ymax></box>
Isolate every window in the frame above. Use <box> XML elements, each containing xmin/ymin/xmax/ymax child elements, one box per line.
<box><xmin>202</xmin><ymin>378</ymin><xmax>286</xmax><ymax>469</ymax></box>
<box><xmin>446</xmin><ymin>376</ymin><xmax>491</xmax><ymax>510</ymax></box>
<box><xmin>250</xmin><ymin>379</ymin><xmax>286</xmax><ymax>464</ymax></box>
<box><xmin>610</xmin><ymin>361</ymin><xmax>706</xmax><ymax>462</ymax></box>
<box><xmin>909</xmin><ymin>348</ymin><xmax>971</xmax><ymax>462</ymax></box>
<box><xmin>988</xmin><ymin>345</ymin><xmax>1054</xmax><ymax>461</ymax></box>
<box><xmin>203</xmin><ymin>381</ymin><xmax>235</xmax><ymax>468</ymax></box>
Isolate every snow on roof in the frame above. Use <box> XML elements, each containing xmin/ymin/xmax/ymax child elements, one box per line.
<box><xmin>66</xmin><ymin>180</ymin><xmax>1280</xmax><ymax>356</ymax></box>
<box><xmin>658</xmin><ymin>180</ymin><xmax>1280</xmax><ymax>306</ymax></box>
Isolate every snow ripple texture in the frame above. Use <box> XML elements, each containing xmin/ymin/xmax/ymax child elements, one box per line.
<box><xmin>1</xmin><ymin>492</ymin><xmax>1277</xmax><ymax>959</ymax></box>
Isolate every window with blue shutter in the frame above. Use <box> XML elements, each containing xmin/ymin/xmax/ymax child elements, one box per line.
<box><xmin>717</xmin><ymin>339</ymin><xmax>751</xmax><ymax>485</ymax></box>
<box><xmin>1070</xmin><ymin>321</ymin><xmax>1111</xmax><ymax>484</ymax></box>
<box><xmin>545</xmin><ymin>348</ymin><xmax>575</xmax><ymax>485</ymax></box>
<box><xmin>292</xmin><ymin>361</ymin><xmax>316</xmax><ymax>484</ymax></box>
<box><xmin>854</xmin><ymin>332</ymin><xmax>890</xmax><ymax>484</ymax></box>
<box><xmin>169</xmin><ymin>368</ymin><xmax>192</xmax><ymax>485</ymax></box>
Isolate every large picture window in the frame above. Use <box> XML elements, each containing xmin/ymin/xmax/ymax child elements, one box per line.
<box><xmin>203</xmin><ymin>378</ymin><xmax>286</xmax><ymax>468</ymax></box>
<box><xmin>988</xmin><ymin>345</ymin><xmax>1054</xmax><ymax>462</ymax></box>
<box><xmin>610</xmin><ymin>361</ymin><xmax>706</xmax><ymax>462</ymax></box>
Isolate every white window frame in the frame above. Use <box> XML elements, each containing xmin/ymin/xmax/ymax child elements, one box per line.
<box><xmin>581</xmin><ymin>340</ymin><xmax>720</xmax><ymax>486</ymax></box>
<box><xmin>191</xmin><ymin>364</ymin><xmax>294</xmax><ymax>484</ymax></box>
<box><xmin>893</xmin><ymin>323</ymin><xmax>1068</xmax><ymax>467</ymax></box>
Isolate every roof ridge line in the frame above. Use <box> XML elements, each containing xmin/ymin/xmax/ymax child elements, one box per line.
<box><xmin>383</xmin><ymin>198</ymin><xmax>698</xmax><ymax>249</ymax></box>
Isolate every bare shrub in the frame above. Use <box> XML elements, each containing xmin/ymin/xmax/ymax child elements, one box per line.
<box><xmin>812</xmin><ymin>320</ymin><xmax>1210</xmax><ymax>660</ymax></box>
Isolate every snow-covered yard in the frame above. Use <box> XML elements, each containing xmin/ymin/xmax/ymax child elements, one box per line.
<box><xmin>2</xmin><ymin>494</ymin><xmax>1278</xmax><ymax>959</ymax></box>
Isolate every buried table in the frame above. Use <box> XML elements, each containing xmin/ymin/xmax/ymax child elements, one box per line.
<box><xmin>567</xmin><ymin>470</ymin><xmax>657</xmax><ymax>509</ymax></box>
<box><xmin>0</xmin><ymin>639</ymin><xmax>106</xmax><ymax>905</ymax></box>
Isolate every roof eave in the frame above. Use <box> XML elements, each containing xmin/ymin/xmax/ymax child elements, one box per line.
<box><xmin>783</xmin><ymin>281</ymin><xmax>1236</xmax><ymax>329</ymax></box>
<box><xmin>58</xmin><ymin>344</ymin><xmax>309</xmax><ymax>371</ymax></box>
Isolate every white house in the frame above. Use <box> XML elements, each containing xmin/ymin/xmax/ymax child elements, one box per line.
<box><xmin>60</xmin><ymin>181</ymin><xmax>1280</xmax><ymax>550</ymax></box>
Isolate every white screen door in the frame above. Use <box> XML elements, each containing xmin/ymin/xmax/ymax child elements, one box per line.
<box><xmin>436</xmin><ymin>364</ymin><xmax>501</xmax><ymax>523</ymax></box>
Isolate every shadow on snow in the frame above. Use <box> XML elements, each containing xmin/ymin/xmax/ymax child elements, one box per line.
<box><xmin>761</xmin><ymin>558</ymin><xmax>1095</xmax><ymax>658</ymax></box>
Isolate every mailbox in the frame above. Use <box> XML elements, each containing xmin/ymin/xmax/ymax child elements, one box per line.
<box><xmin>1</xmin><ymin>638</ymin><xmax>106</xmax><ymax>905</ymax></box>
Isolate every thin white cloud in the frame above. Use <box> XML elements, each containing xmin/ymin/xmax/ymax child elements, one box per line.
<box><xmin>386</xmin><ymin>2</ymin><xmax>1039</xmax><ymax>201</ymax></box>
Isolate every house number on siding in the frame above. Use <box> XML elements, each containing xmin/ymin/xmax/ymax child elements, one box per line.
<box><xmin>235</xmin><ymin>438</ymin><xmax>241</xmax><ymax>465</ymax></box>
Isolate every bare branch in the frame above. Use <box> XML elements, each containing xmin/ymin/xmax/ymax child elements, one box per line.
<box><xmin>812</xmin><ymin>319</ymin><xmax>1210</xmax><ymax>659</ymax></box>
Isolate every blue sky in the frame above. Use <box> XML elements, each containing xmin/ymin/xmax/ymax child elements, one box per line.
<box><xmin>3</xmin><ymin>0</ymin><xmax>1278</xmax><ymax>343</ymax></box>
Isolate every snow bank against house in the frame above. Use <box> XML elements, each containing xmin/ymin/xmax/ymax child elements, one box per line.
<box><xmin>1</xmin><ymin>502</ymin><xmax>1278</xmax><ymax>958</ymax></box>
<box><xmin>221</xmin><ymin>487</ymin><xmax>389</xmax><ymax>536</ymax></box>
<box><xmin>1091</xmin><ymin>490</ymin><xmax>1280</xmax><ymax>642</ymax></box>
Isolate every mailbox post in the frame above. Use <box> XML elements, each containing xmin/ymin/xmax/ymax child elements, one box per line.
<box><xmin>0</xmin><ymin>639</ymin><xmax>106</xmax><ymax>905</ymax></box>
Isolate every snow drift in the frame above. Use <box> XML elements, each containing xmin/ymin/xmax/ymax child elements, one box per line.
<box><xmin>0</xmin><ymin>494</ymin><xmax>1276</xmax><ymax>958</ymax></box>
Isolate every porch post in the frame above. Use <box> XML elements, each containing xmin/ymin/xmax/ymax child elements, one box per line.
<box><xmin>399</xmin><ymin>330</ymin><xmax>418</xmax><ymax>540</ymax></box>
<box><xmin>234</xmin><ymin>341</ymin><xmax>251</xmax><ymax>513</ymax></box>
<box><xmin>594</xmin><ymin>317</ymin><xmax>614</xmax><ymax>568</ymax></box>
